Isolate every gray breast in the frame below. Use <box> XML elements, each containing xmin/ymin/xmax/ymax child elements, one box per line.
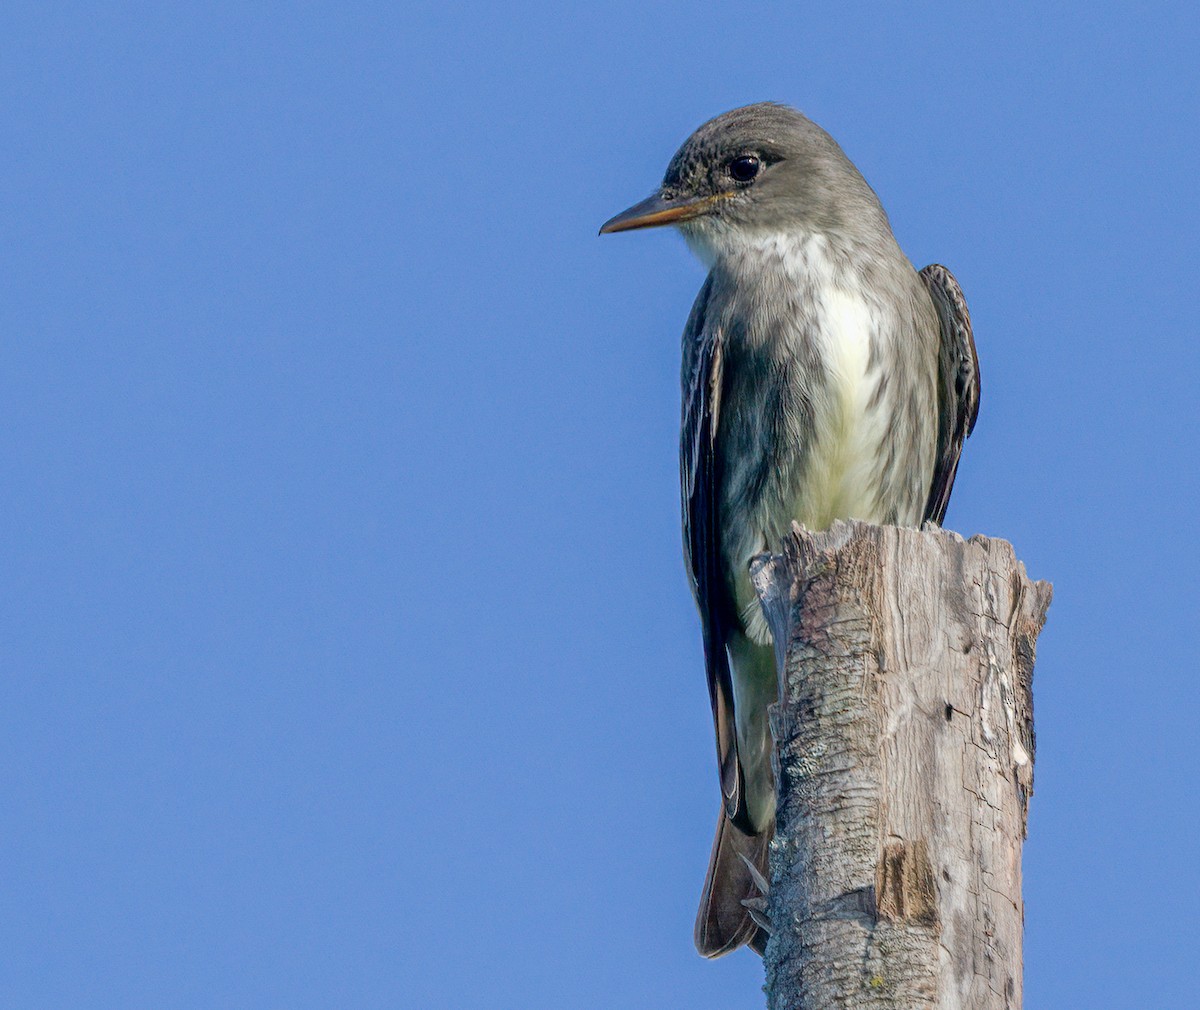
<box><xmin>707</xmin><ymin>235</ymin><xmax>938</xmax><ymax>637</ymax></box>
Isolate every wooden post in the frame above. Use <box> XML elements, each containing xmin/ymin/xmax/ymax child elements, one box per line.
<box><xmin>750</xmin><ymin>521</ymin><xmax>1051</xmax><ymax>1010</ymax></box>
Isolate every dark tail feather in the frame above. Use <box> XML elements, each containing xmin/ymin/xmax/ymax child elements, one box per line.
<box><xmin>694</xmin><ymin>807</ymin><xmax>772</xmax><ymax>958</ymax></box>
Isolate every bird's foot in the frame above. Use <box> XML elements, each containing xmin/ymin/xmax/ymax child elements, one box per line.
<box><xmin>738</xmin><ymin>853</ymin><xmax>773</xmax><ymax>935</ymax></box>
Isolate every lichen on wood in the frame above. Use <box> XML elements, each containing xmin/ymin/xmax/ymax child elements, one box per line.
<box><xmin>750</xmin><ymin>521</ymin><xmax>1051</xmax><ymax>1010</ymax></box>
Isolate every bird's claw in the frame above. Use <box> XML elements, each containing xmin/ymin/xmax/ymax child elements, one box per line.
<box><xmin>738</xmin><ymin>852</ymin><xmax>770</xmax><ymax>894</ymax></box>
<box><xmin>738</xmin><ymin>853</ymin><xmax>773</xmax><ymax>935</ymax></box>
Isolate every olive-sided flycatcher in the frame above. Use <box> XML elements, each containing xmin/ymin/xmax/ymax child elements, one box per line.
<box><xmin>600</xmin><ymin>103</ymin><xmax>980</xmax><ymax>958</ymax></box>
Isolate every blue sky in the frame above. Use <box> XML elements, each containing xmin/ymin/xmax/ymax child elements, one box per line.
<box><xmin>1</xmin><ymin>3</ymin><xmax>1197</xmax><ymax>1007</ymax></box>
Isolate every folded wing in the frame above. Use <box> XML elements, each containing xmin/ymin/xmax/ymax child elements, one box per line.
<box><xmin>919</xmin><ymin>264</ymin><xmax>981</xmax><ymax>525</ymax></box>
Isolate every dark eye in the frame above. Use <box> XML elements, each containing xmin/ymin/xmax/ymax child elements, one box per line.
<box><xmin>729</xmin><ymin>155</ymin><xmax>761</xmax><ymax>183</ymax></box>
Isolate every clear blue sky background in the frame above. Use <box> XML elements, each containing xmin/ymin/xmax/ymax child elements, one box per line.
<box><xmin>2</xmin><ymin>4</ymin><xmax>1197</xmax><ymax>1008</ymax></box>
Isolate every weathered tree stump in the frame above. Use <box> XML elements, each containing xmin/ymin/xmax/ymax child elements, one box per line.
<box><xmin>750</xmin><ymin>521</ymin><xmax>1051</xmax><ymax>1010</ymax></box>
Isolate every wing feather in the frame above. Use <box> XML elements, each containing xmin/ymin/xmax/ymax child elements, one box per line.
<box><xmin>680</xmin><ymin>278</ymin><xmax>743</xmax><ymax>821</ymax></box>
<box><xmin>919</xmin><ymin>264</ymin><xmax>981</xmax><ymax>525</ymax></box>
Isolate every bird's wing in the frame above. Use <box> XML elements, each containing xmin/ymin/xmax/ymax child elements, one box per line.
<box><xmin>919</xmin><ymin>264</ymin><xmax>981</xmax><ymax>525</ymax></box>
<box><xmin>680</xmin><ymin>277</ymin><xmax>744</xmax><ymax>823</ymax></box>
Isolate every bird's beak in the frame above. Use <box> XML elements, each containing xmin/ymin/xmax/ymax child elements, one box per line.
<box><xmin>598</xmin><ymin>191</ymin><xmax>718</xmax><ymax>235</ymax></box>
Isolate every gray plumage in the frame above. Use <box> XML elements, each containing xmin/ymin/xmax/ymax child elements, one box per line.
<box><xmin>601</xmin><ymin>102</ymin><xmax>979</xmax><ymax>958</ymax></box>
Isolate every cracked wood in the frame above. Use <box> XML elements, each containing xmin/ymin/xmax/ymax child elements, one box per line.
<box><xmin>750</xmin><ymin>521</ymin><xmax>1051</xmax><ymax>1010</ymax></box>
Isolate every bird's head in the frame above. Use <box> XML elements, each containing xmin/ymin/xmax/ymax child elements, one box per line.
<box><xmin>600</xmin><ymin>102</ymin><xmax>884</xmax><ymax>264</ymax></box>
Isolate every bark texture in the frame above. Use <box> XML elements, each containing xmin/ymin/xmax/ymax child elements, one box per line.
<box><xmin>750</xmin><ymin>521</ymin><xmax>1051</xmax><ymax>1010</ymax></box>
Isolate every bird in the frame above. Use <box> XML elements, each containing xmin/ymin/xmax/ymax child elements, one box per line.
<box><xmin>599</xmin><ymin>103</ymin><xmax>980</xmax><ymax>958</ymax></box>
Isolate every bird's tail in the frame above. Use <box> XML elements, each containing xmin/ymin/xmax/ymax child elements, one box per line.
<box><xmin>694</xmin><ymin>807</ymin><xmax>771</xmax><ymax>957</ymax></box>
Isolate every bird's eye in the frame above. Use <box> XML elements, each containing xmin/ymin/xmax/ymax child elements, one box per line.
<box><xmin>729</xmin><ymin>155</ymin><xmax>761</xmax><ymax>183</ymax></box>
